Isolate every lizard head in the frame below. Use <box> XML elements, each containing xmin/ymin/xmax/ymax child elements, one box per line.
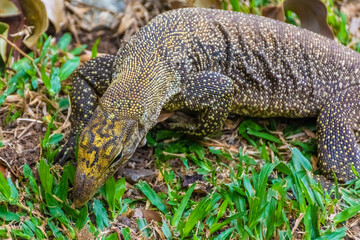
<box><xmin>73</xmin><ymin>100</ymin><xmax>146</xmax><ymax>207</ymax></box>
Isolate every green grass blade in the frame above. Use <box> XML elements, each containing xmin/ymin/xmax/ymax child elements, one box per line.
<box><xmin>334</xmin><ymin>203</ymin><xmax>360</xmax><ymax>224</ymax></box>
<box><xmin>214</xmin><ymin>227</ymin><xmax>235</xmax><ymax>240</ymax></box>
<box><xmin>171</xmin><ymin>182</ymin><xmax>196</xmax><ymax>226</ymax></box>
<box><xmin>247</xmin><ymin>129</ymin><xmax>282</xmax><ymax>143</ymax></box>
<box><xmin>162</xmin><ymin>219</ymin><xmax>172</xmax><ymax>240</ymax></box>
<box><xmin>290</xmin><ymin>147</ymin><xmax>312</xmax><ymax>171</ymax></box>
<box><xmin>316</xmin><ymin>227</ymin><xmax>347</xmax><ymax>240</ymax></box>
<box><xmin>7</xmin><ymin>176</ymin><xmax>18</xmax><ymax>203</ymax></box>
<box><xmin>104</xmin><ymin>232</ymin><xmax>118</xmax><ymax>240</ymax></box>
<box><xmin>93</xmin><ymin>199</ymin><xmax>110</xmax><ymax>230</ymax></box>
<box><xmin>182</xmin><ymin>195</ymin><xmax>212</xmax><ymax>237</ymax></box>
<box><xmin>59</xmin><ymin>57</ymin><xmax>80</xmax><ymax>81</ymax></box>
<box><xmin>137</xmin><ymin>181</ymin><xmax>168</xmax><ymax>214</ymax></box>
<box><xmin>38</xmin><ymin>159</ymin><xmax>53</xmax><ymax>194</ymax></box>
<box><xmin>103</xmin><ymin>176</ymin><xmax>116</xmax><ymax>212</ymax></box>
<box><xmin>54</xmin><ymin>167</ymin><xmax>69</xmax><ymax>201</ymax></box>
<box><xmin>47</xmin><ymin>220</ymin><xmax>65</xmax><ymax>239</ymax></box>
<box><xmin>57</xmin><ymin>33</ymin><xmax>71</xmax><ymax>51</ymax></box>
<box><xmin>0</xmin><ymin>171</ymin><xmax>11</xmax><ymax>199</ymax></box>
<box><xmin>0</xmin><ymin>205</ymin><xmax>20</xmax><ymax>222</ymax></box>
<box><xmin>304</xmin><ymin>204</ymin><xmax>319</xmax><ymax>239</ymax></box>
<box><xmin>214</xmin><ymin>199</ymin><xmax>228</xmax><ymax>224</ymax></box>
<box><xmin>137</xmin><ymin>218</ymin><xmax>150</xmax><ymax>237</ymax></box>
<box><xmin>75</xmin><ymin>205</ymin><xmax>89</xmax><ymax>230</ymax></box>
<box><xmin>23</xmin><ymin>164</ymin><xmax>39</xmax><ymax>196</ymax></box>
<box><xmin>115</xmin><ymin>177</ymin><xmax>126</xmax><ymax>203</ymax></box>
<box><xmin>10</xmin><ymin>229</ymin><xmax>32</xmax><ymax>239</ymax></box>
<box><xmin>91</xmin><ymin>38</ymin><xmax>100</xmax><ymax>59</ymax></box>
<box><xmin>210</xmin><ymin>213</ymin><xmax>243</xmax><ymax>234</ymax></box>
<box><xmin>243</xmin><ymin>175</ymin><xmax>254</xmax><ymax>198</ymax></box>
<box><xmin>121</xmin><ymin>227</ymin><xmax>131</xmax><ymax>240</ymax></box>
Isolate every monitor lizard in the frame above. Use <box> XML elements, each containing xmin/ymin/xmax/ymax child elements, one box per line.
<box><xmin>55</xmin><ymin>8</ymin><xmax>360</xmax><ymax>206</ymax></box>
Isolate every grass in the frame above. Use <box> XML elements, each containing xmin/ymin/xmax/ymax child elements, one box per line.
<box><xmin>1</xmin><ymin>0</ymin><xmax>360</xmax><ymax>239</ymax></box>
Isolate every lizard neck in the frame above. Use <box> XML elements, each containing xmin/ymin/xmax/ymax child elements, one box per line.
<box><xmin>102</xmin><ymin>56</ymin><xmax>181</xmax><ymax>131</ymax></box>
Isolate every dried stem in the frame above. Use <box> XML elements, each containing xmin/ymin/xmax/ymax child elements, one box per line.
<box><xmin>0</xmin><ymin>34</ymin><xmax>34</xmax><ymax>61</ymax></box>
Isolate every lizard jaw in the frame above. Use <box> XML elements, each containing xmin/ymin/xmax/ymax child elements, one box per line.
<box><xmin>73</xmin><ymin>169</ymin><xmax>111</xmax><ymax>207</ymax></box>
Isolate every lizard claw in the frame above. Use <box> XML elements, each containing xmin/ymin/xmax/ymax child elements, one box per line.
<box><xmin>54</xmin><ymin>135</ymin><xmax>76</xmax><ymax>166</ymax></box>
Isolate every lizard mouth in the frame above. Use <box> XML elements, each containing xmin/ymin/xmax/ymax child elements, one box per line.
<box><xmin>73</xmin><ymin>150</ymin><xmax>124</xmax><ymax>207</ymax></box>
<box><xmin>73</xmin><ymin>170</ymin><xmax>110</xmax><ymax>207</ymax></box>
<box><xmin>73</xmin><ymin>171</ymin><xmax>95</xmax><ymax>207</ymax></box>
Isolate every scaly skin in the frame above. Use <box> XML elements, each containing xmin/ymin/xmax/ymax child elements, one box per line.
<box><xmin>56</xmin><ymin>8</ymin><xmax>360</xmax><ymax>206</ymax></box>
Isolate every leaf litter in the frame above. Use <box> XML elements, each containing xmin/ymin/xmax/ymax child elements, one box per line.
<box><xmin>1</xmin><ymin>0</ymin><xmax>360</xmax><ymax>239</ymax></box>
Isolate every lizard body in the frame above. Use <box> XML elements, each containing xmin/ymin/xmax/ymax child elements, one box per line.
<box><xmin>56</xmin><ymin>8</ymin><xmax>360</xmax><ymax>206</ymax></box>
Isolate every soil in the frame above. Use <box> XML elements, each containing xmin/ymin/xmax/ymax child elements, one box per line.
<box><xmin>0</xmin><ymin>117</ymin><xmax>45</xmax><ymax>180</ymax></box>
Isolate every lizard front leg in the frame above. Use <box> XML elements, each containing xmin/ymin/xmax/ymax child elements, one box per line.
<box><xmin>55</xmin><ymin>55</ymin><xmax>116</xmax><ymax>165</ymax></box>
<box><xmin>317</xmin><ymin>85</ymin><xmax>360</xmax><ymax>182</ymax></box>
<box><xmin>164</xmin><ymin>71</ymin><xmax>234</xmax><ymax>136</ymax></box>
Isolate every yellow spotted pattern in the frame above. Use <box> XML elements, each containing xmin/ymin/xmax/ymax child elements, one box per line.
<box><xmin>57</xmin><ymin>8</ymin><xmax>360</xmax><ymax>205</ymax></box>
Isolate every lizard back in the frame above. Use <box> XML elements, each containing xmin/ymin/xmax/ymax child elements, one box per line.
<box><xmin>123</xmin><ymin>8</ymin><xmax>360</xmax><ymax>118</ymax></box>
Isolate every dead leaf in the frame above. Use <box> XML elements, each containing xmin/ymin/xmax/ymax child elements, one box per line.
<box><xmin>0</xmin><ymin>22</ymin><xmax>9</xmax><ymax>62</ymax></box>
<box><xmin>134</xmin><ymin>208</ymin><xmax>162</xmax><ymax>223</ymax></box>
<box><xmin>116</xmin><ymin>0</ymin><xmax>147</xmax><ymax>38</ymax></box>
<box><xmin>341</xmin><ymin>2</ymin><xmax>360</xmax><ymax>21</ymax></box>
<box><xmin>261</xmin><ymin>4</ymin><xmax>285</xmax><ymax>22</ymax></box>
<box><xmin>77</xmin><ymin>226</ymin><xmax>95</xmax><ymax>240</ymax></box>
<box><xmin>167</xmin><ymin>0</ymin><xmax>187</xmax><ymax>9</ymax></box>
<box><xmin>168</xmin><ymin>0</ymin><xmax>221</xmax><ymax>9</ymax></box>
<box><xmin>349</xmin><ymin>17</ymin><xmax>360</xmax><ymax>39</ymax></box>
<box><xmin>192</xmin><ymin>0</ymin><xmax>221</xmax><ymax>9</ymax></box>
<box><xmin>21</xmin><ymin>0</ymin><xmax>48</xmax><ymax>48</ymax></box>
<box><xmin>0</xmin><ymin>0</ymin><xmax>20</xmax><ymax>17</ymax></box>
<box><xmin>157</xmin><ymin>112</ymin><xmax>174</xmax><ymax>122</ymax></box>
<box><xmin>224</xmin><ymin>118</ymin><xmax>241</xmax><ymax>131</ymax></box>
<box><xmin>41</xmin><ymin>0</ymin><xmax>66</xmax><ymax>32</ymax></box>
<box><xmin>194</xmin><ymin>181</ymin><xmax>208</xmax><ymax>194</ymax></box>
<box><xmin>303</xmin><ymin>128</ymin><xmax>316</xmax><ymax>138</ymax></box>
<box><xmin>283</xmin><ymin>0</ymin><xmax>334</xmax><ymax>39</ymax></box>
<box><xmin>0</xmin><ymin>0</ymin><xmax>25</xmax><ymax>59</ymax></box>
<box><xmin>0</xmin><ymin>157</ymin><xmax>16</xmax><ymax>183</ymax></box>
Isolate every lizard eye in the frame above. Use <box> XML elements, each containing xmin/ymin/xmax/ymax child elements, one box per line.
<box><xmin>114</xmin><ymin>150</ymin><xmax>123</xmax><ymax>163</ymax></box>
<box><xmin>109</xmin><ymin>150</ymin><xmax>123</xmax><ymax>168</ymax></box>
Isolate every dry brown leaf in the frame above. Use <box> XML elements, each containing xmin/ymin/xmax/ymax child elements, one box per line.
<box><xmin>303</xmin><ymin>128</ymin><xmax>316</xmax><ymax>138</ymax></box>
<box><xmin>79</xmin><ymin>50</ymin><xmax>107</xmax><ymax>63</ymax></box>
<box><xmin>261</xmin><ymin>4</ymin><xmax>285</xmax><ymax>22</ymax></box>
<box><xmin>157</xmin><ymin>112</ymin><xmax>174</xmax><ymax>122</ymax></box>
<box><xmin>116</xmin><ymin>0</ymin><xmax>147</xmax><ymax>38</ymax></box>
<box><xmin>0</xmin><ymin>160</ymin><xmax>16</xmax><ymax>183</ymax></box>
<box><xmin>194</xmin><ymin>181</ymin><xmax>208</xmax><ymax>194</ymax></box>
<box><xmin>167</xmin><ymin>0</ymin><xmax>187</xmax><ymax>9</ymax></box>
<box><xmin>341</xmin><ymin>2</ymin><xmax>360</xmax><ymax>21</ymax></box>
<box><xmin>41</xmin><ymin>0</ymin><xmax>66</xmax><ymax>32</ymax></box>
<box><xmin>21</xmin><ymin>0</ymin><xmax>48</xmax><ymax>48</ymax></box>
<box><xmin>349</xmin><ymin>17</ymin><xmax>360</xmax><ymax>37</ymax></box>
<box><xmin>77</xmin><ymin>226</ymin><xmax>95</xmax><ymax>240</ymax></box>
<box><xmin>283</xmin><ymin>0</ymin><xmax>334</xmax><ymax>39</ymax></box>
<box><xmin>0</xmin><ymin>0</ymin><xmax>20</xmax><ymax>17</ymax></box>
<box><xmin>192</xmin><ymin>0</ymin><xmax>221</xmax><ymax>9</ymax></box>
<box><xmin>141</xmin><ymin>209</ymin><xmax>162</xmax><ymax>223</ymax></box>
<box><xmin>168</xmin><ymin>0</ymin><xmax>221</xmax><ymax>9</ymax></box>
<box><xmin>224</xmin><ymin>118</ymin><xmax>241</xmax><ymax>131</ymax></box>
<box><xmin>261</xmin><ymin>0</ymin><xmax>334</xmax><ymax>39</ymax></box>
<box><xmin>0</xmin><ymin>23</ymin><xmax>9</xmax><ymax>62</ymax></box>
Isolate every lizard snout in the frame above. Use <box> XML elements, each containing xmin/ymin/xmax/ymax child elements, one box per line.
<box><xmin>73</xmin><ymin>171</ymin><xmax>95</xmax><ymax>207</ymax></box>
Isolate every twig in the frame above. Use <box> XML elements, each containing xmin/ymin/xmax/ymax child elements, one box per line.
<box><xmin>0</xmin><ymin>34</ymin><xmax>34</xmax><ymax>61</ymax></box>
<box><xmin>162</xmin><ymin>151</ymin><xmax>186</xmax><ymax>158</ymax></box>
<box><xmin>16</xmin><ymin>118</ymin><xmax>43</xmax><ymax>123</ymax></box>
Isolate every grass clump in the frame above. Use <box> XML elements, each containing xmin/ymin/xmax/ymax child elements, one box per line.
<box><xmin>1</xmin><ymin>0</ymin><xmax>360</xmax><ymax>239</ymax></box>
